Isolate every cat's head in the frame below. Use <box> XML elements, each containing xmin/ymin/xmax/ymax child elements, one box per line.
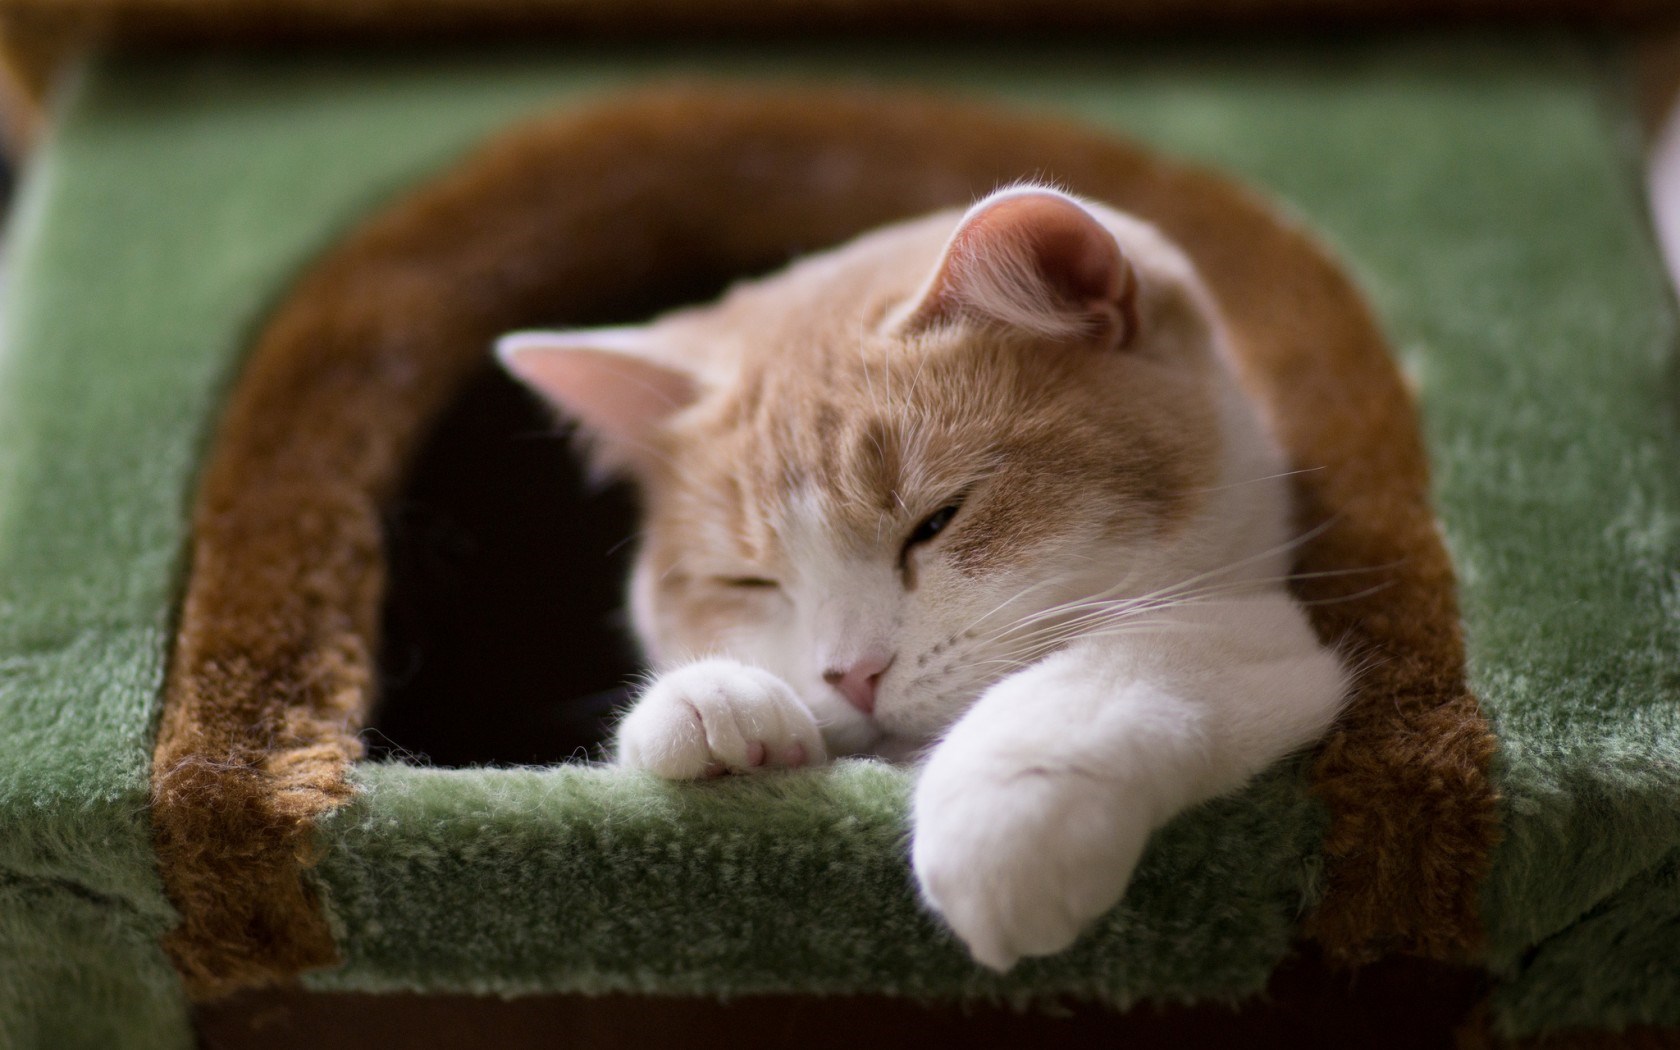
<box><xmin>501</xmin><ymin>185</ymin><xmax>1274</xmax><ymax>754</ymax></box>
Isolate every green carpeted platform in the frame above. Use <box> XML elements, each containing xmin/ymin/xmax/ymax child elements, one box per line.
<box><xmin>1</xmin><ymin>36</ymin><xmax>1677</xmax><ymax>1046</ymax></box>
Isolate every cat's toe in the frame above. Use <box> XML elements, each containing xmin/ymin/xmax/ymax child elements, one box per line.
<box><xmin>615</xmin><ymin>690</ymin><xmax>712</xmax><ymax>779</ymax></box>
<box><xmin>617</xmin><ymin>658</ymin><xmax>826</xmax><ymax>776</ymax></box>
<box><xmin>912</xmin><ymin>754</ymin><xmax>1149</xmax><ymax>971</ymax></box>
<box><xmin>913</xmin><ymin>830</ymin><xmax>1081</xmax><ymax>972</ymax></box>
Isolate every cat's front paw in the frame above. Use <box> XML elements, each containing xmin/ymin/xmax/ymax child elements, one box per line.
<box><xmin>616</xmin><ymin>658</ymin><xmax>827</xmax><ymax>779</ymax></box>
<box><xmin>911</xmin><ymin>740</ymin><xmax>1149</xmax><ymax>971</ymax></box>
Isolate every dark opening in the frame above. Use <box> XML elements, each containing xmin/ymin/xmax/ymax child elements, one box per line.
<box><xmin>367</xmin><ymin>255</ymin><xmax>789</xmax><ymax>767</ymax></box>
<box><xmin>369</xmin><ymin>365</ymin><xmax>641</xmax><ymax>767</ymax></box>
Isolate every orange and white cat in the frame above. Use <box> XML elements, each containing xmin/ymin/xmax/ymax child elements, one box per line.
<box><xmin>499</xmin><ymin>185</ymin><xmax>1347</xmax><ymax>971</ymax></box>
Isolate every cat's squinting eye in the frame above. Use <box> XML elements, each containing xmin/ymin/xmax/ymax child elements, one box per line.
<box><xmin>718</xmin><ymin>576</ymin><xmax>780</xmax><ymax>590</ymax></box>
<box><xmin>904</xmin><ymin>500</ymin><xmax>964</xmax><ymax>555</ymax></box>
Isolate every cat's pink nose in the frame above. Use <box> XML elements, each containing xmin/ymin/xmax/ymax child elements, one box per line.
<box><xmin>823</xmin><ymin>654</ymin><xmax>893</xmax><ymax>715</ymax></box>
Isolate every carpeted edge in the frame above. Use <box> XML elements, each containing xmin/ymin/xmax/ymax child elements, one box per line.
<box><xmin>149</xmin><ymin>83</ymin><xmax>1495</xmax><ymax>994</ymax></box>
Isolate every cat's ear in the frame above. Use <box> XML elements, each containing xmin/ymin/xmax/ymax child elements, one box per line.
<box><xmin>497</xmin><ymin>326</ymin><xmax>698</xmax><ymax>471</ymax></box>
<box><xmin>896</xmin><ymin>187</ymin><xmax>1138</xmax><ymax>350</ymax></box>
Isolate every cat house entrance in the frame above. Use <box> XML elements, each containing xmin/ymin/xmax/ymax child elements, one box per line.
<box><xmin>367</xmin><ymin>249</ymin><xmax>753</xmax><ymax>766</ymax></box>
<box><xmin>370</xmin><ymin>365</ymin><xmax>640</xmax><ymax>766</ymax></box>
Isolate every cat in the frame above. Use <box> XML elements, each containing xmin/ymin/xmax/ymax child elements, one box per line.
<box><xmin>497</xmin><ymin>184</ymin><xmax>1348</xmax><ymax>971</ymax></box>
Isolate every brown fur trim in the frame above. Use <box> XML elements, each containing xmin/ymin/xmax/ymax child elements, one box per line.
<box><xmin>1155</xmin><ymin>129</ymin><xmax>1503</xmax><ymax>965</ymax></box>
<box><xmin>0</xmin><ymin>12</ymin><xmax>80</xmax><ymax>151</ymax></box>
<box><xmin>153</xmin><ymin>84</ymin><xmax>1496</xmax><ymax>993</ymax></box>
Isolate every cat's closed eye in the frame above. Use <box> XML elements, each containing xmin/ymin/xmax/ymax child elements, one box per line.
<box><xmin>903</xmin><ymin>500</ymin><xmax>964</xmax><ymax>556</ymax></box>
<box><xmin>717</xmin><ymin>576</ymin><xmax>780</xmax><ymax>590</ymax></box>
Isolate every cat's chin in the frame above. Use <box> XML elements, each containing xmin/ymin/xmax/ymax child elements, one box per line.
<box><xmin>815</xmin><ymin>699</ymin><xmax>944</xmax><ymax>764</ymax></box>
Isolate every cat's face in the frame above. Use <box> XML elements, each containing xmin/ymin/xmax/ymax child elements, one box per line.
<box><xmin>502</xmin><ymin>187</ymin><xmax>1239</xmax><ymax>754</ymax></box>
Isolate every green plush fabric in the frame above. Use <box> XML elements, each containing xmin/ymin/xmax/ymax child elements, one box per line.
<box><xmin>1490</xmin><ymin>848</ymin><xmax>1680</xmax><ymax>1036</ymax></box>
<box><xmin>0</xmin><ymin>75</ymin><xmax>203</xmax><ymax>1050</ymax></box>
<box><xmin>2</xmin><ymin>34</ymin><xmax>1677</xmax><ymax>1040</ymax></box>
<box><xmin>315</xmin><ymin>760</ymin><xmax>1321</xmax><ymax>1001</ymax></box>
<box><xmin>0</xmin><ymin>880</ymin><xmax>189</xmax><ymax>1050</ymax></box>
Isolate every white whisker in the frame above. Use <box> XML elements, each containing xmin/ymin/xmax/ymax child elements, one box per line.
<box><xmin>961</xmin><ymin>519</ymin><xmax>1374</xmax><ymax>663</ymax></box>
<box><xmin>1186</xmin><ymin>465</ymin><xmax>1326</xmax><ymax>497</ymax></box>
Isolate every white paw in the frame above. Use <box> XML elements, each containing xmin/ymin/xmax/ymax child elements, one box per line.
<box><xmin>615</xmin><ymin>658</ymin><xmax>828</xmax><ymax>779</ymax></box>
<box><xmin>911</xmin><ymin>752</ymin><xmax>1150</xmax><ymax>971</ymax></box>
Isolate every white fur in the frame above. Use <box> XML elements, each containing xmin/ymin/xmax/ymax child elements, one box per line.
<box><xmin>912</xmin><ymin>592</ymin><xmax>1345</xmax><ymax>969</ymax></box>
<box><xmin>617</xmin><ymin>658</ymin><xmax>827</xmax><ymax>777</ymax></box>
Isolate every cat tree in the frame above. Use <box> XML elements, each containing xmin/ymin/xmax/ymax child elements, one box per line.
<box><xmin>0</xmin><ymin>5</ymin><xmax>1677</xmax><ymax>1047</ymax></box>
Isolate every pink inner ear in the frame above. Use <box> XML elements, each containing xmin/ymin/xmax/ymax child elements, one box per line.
<box><xmin>959</xmin><ymin>193</ymin><xmax>1124</xmax><ymax>304</ymax></box>
<box><xmin>497</xmin><ymin>332</ymin><xmax>698</xmax><ymax>444</ymax></box>
<box><xmin>907</xmin><ymin>189</ymin><xmax>1137</xmax><ymax>347</ymax></box>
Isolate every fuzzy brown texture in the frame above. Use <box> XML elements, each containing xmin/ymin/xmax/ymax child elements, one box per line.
<box><xmin>153</xmin><ymin>85</ymin><xmax>1497</xmax><ymax>994</ymax></box>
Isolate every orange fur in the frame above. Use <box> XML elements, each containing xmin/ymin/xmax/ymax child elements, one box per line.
<box><xmin>606</xmin><ymin>205</ymin><xmax>1222</xmax><ymax>661</ymax></box>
